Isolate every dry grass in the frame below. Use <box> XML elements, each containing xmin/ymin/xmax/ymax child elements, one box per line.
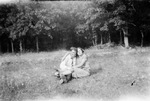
<box><xmin>0</xmin><ymin>47</ymin><xmax>150</xmax><ymax>101</ymax></box>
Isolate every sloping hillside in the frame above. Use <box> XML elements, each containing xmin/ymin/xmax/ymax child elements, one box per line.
<box><xmin>0</xmin><ymin>47</ymin><xmax>150</xmax><ymax>101</ymax></box>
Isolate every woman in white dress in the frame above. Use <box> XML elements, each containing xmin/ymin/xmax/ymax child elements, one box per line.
<box><xmin>55</xmin><ymin>47</ymin><xmax>77</xmax><ymax>84</ymax></box>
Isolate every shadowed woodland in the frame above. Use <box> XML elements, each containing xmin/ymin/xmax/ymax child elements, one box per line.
<box><xmin>0</xmin><ymin>0</ymin><xmax>150</xmax><ymax>53</ymax></box>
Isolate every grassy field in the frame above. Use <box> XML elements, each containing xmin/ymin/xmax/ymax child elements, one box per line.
<box><xmin>0</xmin><ymin>47</ymin><xmax>150</xmax><ymax>101</ymax></box>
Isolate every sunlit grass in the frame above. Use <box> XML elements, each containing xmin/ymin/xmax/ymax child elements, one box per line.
<box><xmin>0</xmin><ymin>47</ymin><xmax>150</xmax><ymax>101</ymax></box>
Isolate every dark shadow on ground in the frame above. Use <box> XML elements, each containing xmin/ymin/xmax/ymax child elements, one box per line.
<box><xmin>90</xmin><ymin>67</ymin><xmax>103</xmax><ymax>75</ymax></box>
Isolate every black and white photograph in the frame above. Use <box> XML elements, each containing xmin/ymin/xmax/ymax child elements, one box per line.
<box><xmin>0</xmin><ymin>0</ymin><xmax>150</xmax><ymax>101</ymax></box>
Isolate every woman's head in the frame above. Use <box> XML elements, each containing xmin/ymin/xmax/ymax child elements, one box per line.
<box><xmin>77</xmin><ymin>47</ymin><xmax>84</xmax><ymax>56</ymax></box>
<box><xmin>70</xmin><ymin>47</ymin><xmax>77</xmax><ymax>58</ymax></box>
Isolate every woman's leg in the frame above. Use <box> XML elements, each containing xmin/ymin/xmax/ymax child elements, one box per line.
<box><xmin>59</xmin><ymin>75</ymin><xmax>67</xmax><ymax>84</ymax></box>
<box><xmin>72</xmin><ymin>68</ymin><xmax>90</xmax><ymax>78</ymax></box>
<box><xmin>66</xmin><ymin>73</ymin><xmax>72</xmax><ymax>81</ymax></box>
<box><xmin>59</xmin><ymin>73</ymin><xmax>72</xmax><ymax>84</ymax></box>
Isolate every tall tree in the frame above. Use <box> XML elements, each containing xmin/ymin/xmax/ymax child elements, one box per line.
<box><xmin>108</xmin><ymin>0</ymin><xmax>136</xmax><ymax>48</ymax></box>
<box><xmin>5</xmin><ymin>5</ymin><xmax>19</xmax><ymax>53</ymax></box>
<box><xmin>29</xmin><ymin>2</ymin><xmax>52</xmax><ymax>52</ymax></box>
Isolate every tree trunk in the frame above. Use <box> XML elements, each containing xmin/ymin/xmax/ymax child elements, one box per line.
<box><xmin>119</xmin><ymin>30</ymin><xmax>122</xmax><ymax>45</ymax></box>
<box><xmin>122</xmin><ymin>28</ymin><xmax>129</xmax><ymax>48</ymax></box>
<box><xmin>36</xmin><ymin>36</ymin><xmax>39</xmax><ymax>52</ymax></box>
<box><xmin>95</xmin><ymin>37</ymin><xmax>98</xmax><ymax>46</ymax></box>
<box><xmin>7</xmin><ymin>42</ymin><xmax>9</xmax><ymax>53</ymax></box>
<box><xmin>124</xmin><ymin>36</ymin><xmax>129</xmax><ymax>48</ymax></box>
<box><xmin>95</xmin><ymin>34</ymin><xmax>98</xmax><ymax>45</ymax></box>
<box><xmin>100</xmin><ymin>33</ymin><xmax>103</xmax><ymax>45</ymax></box>
<box><xmin>140</xmin><ymin>30</ymin><xmax>144</xmax><ymax>47</ymax></box>
<box><xmin>19</xmin><ymin>40</ymin><xmax>23</xmax><ymax>53</ymax></box>
<box><xmin>108</xmin><ymin>32</ymin><xmax>111</xmax><ymax>43</ymax></box>
<box><xmin>0</xmin><ymin>42</ymin><xmax>1</xmax><ymax>53</ymax></box>
<box><xmin>95</xmin><ymin>35</ymin><xmax>98</xmax><ymax>49</ymax></box>
<box><xmin>11</xmin><ymin>40</ymin><xmax>14</xmax><ymax>53</ymax></box>
<box><xmin>92</xmin><ymin>40</ymin><xmax>95</xmax><ymax>46</ymax></box>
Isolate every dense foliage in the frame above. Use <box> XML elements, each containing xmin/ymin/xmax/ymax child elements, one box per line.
<box><xmin>0</xmin><ymin>0</ymin><xmax>150</xmax><ymax>53</ymax></box>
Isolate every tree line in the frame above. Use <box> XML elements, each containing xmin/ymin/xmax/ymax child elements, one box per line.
<box><xmin>0</xmin><ymin>0</ymin><xmax>150</xmax><ymax>53</ymax></box>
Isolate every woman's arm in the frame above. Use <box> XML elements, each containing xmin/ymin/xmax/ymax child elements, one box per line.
<box><xmin>60</xmin><ymin>55</ymin><xmax>73</xmax><ymax>71</ymax></box>
<box><xmin>61</xmin><ymin>52</ymin><xmax>70</xmax><ymax>62</ymax></box>
<box><xmin>73</xmin><ymin>55</ymin><xmax>87</xmax><ymax>68</ymax></box>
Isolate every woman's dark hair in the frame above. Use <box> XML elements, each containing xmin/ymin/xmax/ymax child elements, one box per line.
<box><xmin>70</xmin><ymin>47</ymin><xmax>77</xmax><ymax>51</ymax></box>
<box><xmin>70</xmin><ymin>47</ymin><xmax>77</xmax><ymax>57</ymax></box>
<box><xmin>77</xmin><ymin>47</ymin><xmax>84</xmax><ymax>53</ymax></box>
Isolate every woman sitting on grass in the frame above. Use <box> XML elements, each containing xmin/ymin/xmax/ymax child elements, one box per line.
<box><xmin>55</xmin><ymin>47</ymin><xmax>77</xmax><ymax>84</ymax></box>
<box><xmin>72</xmin><ymin>47</ymin><xmax>91</xmax><ymax>78</ymax></box>
<box><xmin>55</xmin><ymin>47</ymin><xmax>90</xmax><ymax>84</ymax></box>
